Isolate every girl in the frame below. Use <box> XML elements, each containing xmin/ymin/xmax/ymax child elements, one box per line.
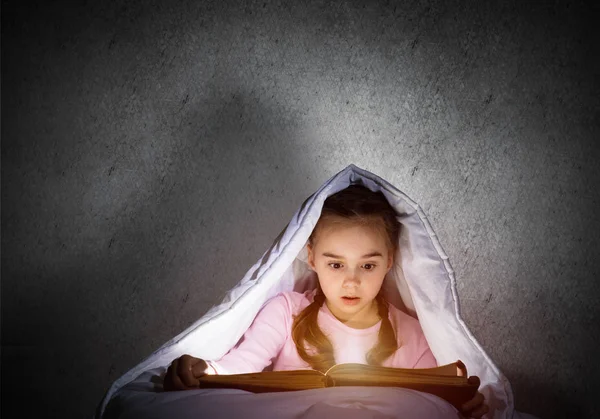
<box><xmin>163</xmin><ymin>185</ymin><xmax>489</xmax><ymax>418</ymax></box>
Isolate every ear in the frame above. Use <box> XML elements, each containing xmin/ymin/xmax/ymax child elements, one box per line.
<box><xmin>386</xmin><ymin>252</ymin><xmax>394</xmax><ymax>272</ymax></box>
<box><xmin>307</xmin><ymin>243</ymin><xmax>315</xmax><ymax>270</ymax></box>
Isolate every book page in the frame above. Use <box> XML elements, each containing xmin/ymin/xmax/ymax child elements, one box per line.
<box><xmin>325</xmin><ymin>362</ymin><xmax>466</xmax><ymax>381</ymax></box>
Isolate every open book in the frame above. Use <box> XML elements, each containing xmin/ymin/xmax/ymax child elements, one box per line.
<box><xmin>197</xmin><ymin>360</ymin><xmax>479</xmax><ymax>410</ymax></box>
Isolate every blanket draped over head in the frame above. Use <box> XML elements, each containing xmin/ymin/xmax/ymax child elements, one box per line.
<box><xmin>96</xmin><ymin>164</ymin><xmax>536</xmax><ymax>419</ymax></box>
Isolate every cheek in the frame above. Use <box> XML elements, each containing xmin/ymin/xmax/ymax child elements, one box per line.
<box><xmin>316</xmin><ymin>272</ymin><xmax>336</xmax><ymax>289</ymax></box>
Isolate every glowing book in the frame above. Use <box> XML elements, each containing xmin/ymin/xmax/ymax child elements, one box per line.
<box><xmin>197</xmin><ymin>360</ymin><xmax>479</xmax><ymax>410</ymax></box>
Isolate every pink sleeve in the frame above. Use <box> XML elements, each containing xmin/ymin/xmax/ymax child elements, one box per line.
<box><xmin>205</xmin><ymin>293</ymin><xmax>290</xmax><ymax>375</ymax></box>
<box><xmin>411</xmin><ymin>332</ymin><xmax>438</xmax><ymax>369</ymax></box>
<box><xmin>412</xmin><ymin>347</ymin><xmax>438</xmax><ymax>369</ymax></box>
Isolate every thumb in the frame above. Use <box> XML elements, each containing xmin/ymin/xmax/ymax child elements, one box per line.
<box><xmin>191</xmin><ymin>359</ymin><xmax>209</xmax><ymax>378</ymax></box>
<box><xmin>467</xmin><ymin>375</ymin><xmax>481</xmax><ymax>387</ymax></box>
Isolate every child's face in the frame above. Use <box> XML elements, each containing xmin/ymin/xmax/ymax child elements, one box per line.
<box><xmin>307</xmin><ymin>223</ymin><xmax>393</xmax><ymax>326</ymax></box>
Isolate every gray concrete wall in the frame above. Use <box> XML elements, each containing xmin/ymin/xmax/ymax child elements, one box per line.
<box><xmin>3</xmin><ymin>1</ymin><xmax>598</xmax><ymax>418</ymax></box>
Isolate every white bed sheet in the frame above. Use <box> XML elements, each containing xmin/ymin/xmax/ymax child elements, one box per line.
<box><xmin>104</xmin><ymin>368</ymin><xmax>463</xmax><ymax>419</ymax></box>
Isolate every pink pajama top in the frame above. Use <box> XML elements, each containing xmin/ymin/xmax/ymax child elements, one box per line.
<box><xmin>205</xmin><ymin>289</ymin><xmax>437</xmax><ymax>375</ymax></box>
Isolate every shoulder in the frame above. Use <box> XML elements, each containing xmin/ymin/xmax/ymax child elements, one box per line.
<box><xmin>387</xmin><ymin>302</ymin><xmax>427</xmax><ymax>343</ymax></box>
<box><xmin>386</xmin><ymin>302</ymin><xmax>420</xmax><ymax>326</ymax></box>
<box><xmin>386</xmin><ymin>301</ymin><xmax>437</xmax><ymax>368</ymax></box>
<box><xmin>273</xmin><ymin>289</ymin><xmax>315</xmax><ymax>313</ymax></box>
<box><xmin>263</xmin><ymin>289</ymin><xmax>315</xmax><ymax>315</ymax></box>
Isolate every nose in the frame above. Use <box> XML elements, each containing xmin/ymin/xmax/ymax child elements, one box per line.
<box><xmin>342</xmin><ymin>272</ymin><xmax>361</xmax><ymax>288</ymax></box>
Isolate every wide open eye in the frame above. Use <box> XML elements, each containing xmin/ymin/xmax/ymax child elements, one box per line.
<box><xmin>327</xmin><ymin>263</ymin><xmax>377</xmax><ymax>270</ymax></box>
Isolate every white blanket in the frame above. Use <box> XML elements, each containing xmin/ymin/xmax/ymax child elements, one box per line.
<box><xmin>96</xmin><ymin>164</ymin><xmax>538</xmax><ymax>419</ymax></box>
<box><xmin>104</xmin><ymin>367</ymin><xmax>463</xmax><ymax>419</ymax></box>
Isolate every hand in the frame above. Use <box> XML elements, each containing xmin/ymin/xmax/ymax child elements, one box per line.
<box><xmin>163</xmin><ymin>354</ymin><xmax>208</xmax><ymax>391</ymax></box>
<box><xmin>459</xmin><ymin>376</ymin><xmax>490</xmax><ymax>418</ymax></box>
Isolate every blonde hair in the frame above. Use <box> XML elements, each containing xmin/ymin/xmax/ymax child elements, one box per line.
<box><xmin>291</xmin><ymin>184</ymin><xmax>401</xmax><ymax>373</ymax></box>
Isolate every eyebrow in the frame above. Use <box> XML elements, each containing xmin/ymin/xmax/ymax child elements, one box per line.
<box><xmin>321</xmin><ymin>251</ymin><xmax>384</xmax><ymax>259</ymax></box>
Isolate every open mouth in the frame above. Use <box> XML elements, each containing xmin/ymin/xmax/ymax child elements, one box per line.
<box><xmin>341</xmin><ymin>296</ymin><xmax>361</xmax><ymax>305</ymax></box>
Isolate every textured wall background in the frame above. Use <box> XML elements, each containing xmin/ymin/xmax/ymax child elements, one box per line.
<box><xmin>2</xmin><ymin>0</ymin><xmax>599</xmax><ymax>418</ymax></box>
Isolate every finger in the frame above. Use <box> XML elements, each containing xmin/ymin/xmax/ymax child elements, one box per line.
<box><xmin>171</xmin><ymin>372</ymin><xmax>189</xmax><ymax>390</ymax></box>
<box><xmin>169</xmin><ymin>359</ymin><xmax>193</xmax><ymax>390</ymax></box>
<box><xmin>191</xmin><ymin>359</ymin><xmax>208</xmax><ymax>378</ymax></box>
<box><xmin>461</xmin><ymin>391</ymin><xmax>484</xmax><ymax>412</ymax></box>
<box><xmin>467</xmin><ymin>403</ymin><xmax>490</xmax><ymax>419</ymax></box>
<box><xmin>163</xmin><ymin>365</ymin><xmax>174</xmax><ymax>391</ymax></box>
<box><xmin>165</xmin><ymin>361</ymin><xmax>187</xmax><ymax>391</ymax></box>
<box><xmin>468</xmin><ymin>376</ymin><xmax>481</xmax><ymax>387</ymax></box>
<box><xmin>178</xmin><ymin>355</ymin><xmax>200</xmax><ymax>388</ymax></box>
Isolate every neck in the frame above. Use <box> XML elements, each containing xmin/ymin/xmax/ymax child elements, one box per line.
<box><xmin>325</xmin><ymin>298</ymin><xmax>381</xmax><ymax>329</ymax></box>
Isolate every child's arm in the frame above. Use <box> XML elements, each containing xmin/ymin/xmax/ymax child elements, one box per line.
<box><xmin>205</xmin><ymin>293</ymin><xmax>291</xmax><ymax>375</ymax></box>
<box><xmin>411</xmin><ymin>329</ymin><xmax>438</xmax><ymax>369</ymax></box>
<box><xmin>412</xmin><ymin>347</ymin><xmax>438</xmax><ymax>369</ymax></box>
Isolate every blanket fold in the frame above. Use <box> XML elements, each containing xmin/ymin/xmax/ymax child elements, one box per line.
<box><xmin>96</xmin><ymin>164</ymin><xmax>537</xmax><ymax>419</ymax></box>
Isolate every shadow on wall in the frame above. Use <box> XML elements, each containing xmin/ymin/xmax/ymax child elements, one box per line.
<box><xmin>508</xmin><ymin>370</ymin><xmax>583</xmax><ymax>419</ymax></box>
<box><xmin>3</xmin><ymin>84</ymin><xmax>312</xmax><ymax>419</ymax></box>
<box><xmin>88</xmin><ymin>87</ymin><xmax>314</xmax><ymax>414</ymax></box>
<box><xmin>5</xmin><ymin>77</ymin><xmax>583</xmax><ymax>419</ymax></box>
